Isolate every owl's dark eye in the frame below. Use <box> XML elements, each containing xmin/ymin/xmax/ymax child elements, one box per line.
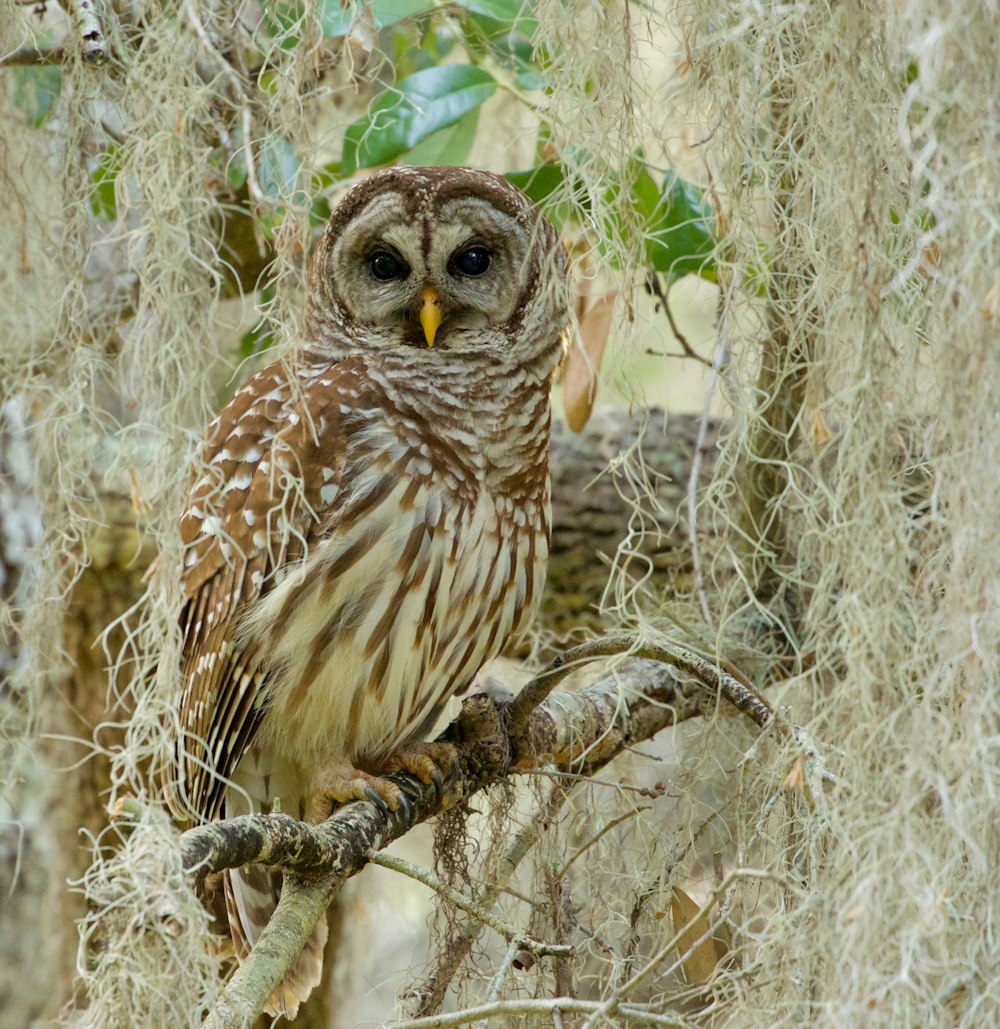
<box><xmin>369</xmin><ymin>250</ymin><xmax>409</xmax><ymax>281</ymax></box>
<box><xmin>450</xmin><ymin>245</ymin><xmax>492</xmax><ymax>277</ymax></box>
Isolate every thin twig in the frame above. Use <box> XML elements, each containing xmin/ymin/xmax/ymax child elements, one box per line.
<box><xmin>480</xmin><ymin>940</ymin><xmax>520</xmax><ymax>1022</ymax></box>
<box><xmin>552</xmin><ymin>806</ymin><xmax>649</xmax><ymax>882</ymax></box>
<box><xmin>0</xmin><ymin>46</ymin><xmax>65</xmax><ymax>66</ymax></box>
<box><xmin>370</xmin><ymin>852</ymin><xmax>573</xmax><ymax>958</ymax></box>
<box><xmin>646</xmin><ymin>273</ymin><xmax>713</xmax><ymax>368</ymax></box>
<box><xmin>392</xmin><ymin>996</ymin><xmax>683</xmax><ymax>1028</ymax></box>
<box><xmin>514</xmin><ymin>768</ymin><xmax>667</xmax><ymax>798</ymax></box>
<box><xmin>241</xmin><ymin>104</ymin><xmax>266</xmax><ymax>206</ymax></box>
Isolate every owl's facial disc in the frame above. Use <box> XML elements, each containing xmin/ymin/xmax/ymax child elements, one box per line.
<box><xmin>330</xmin><ymin>190</ymin><xmax>534</xmax><ymax>352</ymax></box>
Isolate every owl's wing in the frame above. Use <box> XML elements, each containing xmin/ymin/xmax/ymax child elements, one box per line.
<box><xmin>172</xmin><ymin>357</ymin><xmax>367</xmax><ymax>821</ymax></box>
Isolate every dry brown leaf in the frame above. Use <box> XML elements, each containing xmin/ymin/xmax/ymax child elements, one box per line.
<box><xmin>346</xmin><ymin>4</ymin><xmax>377</xmax><ymax>55</ymax></box>
<box><xmin>563</xmin><ymin>290</ymin><xmax>617</xmax><ymax>432</ymax></box>
<box><xmin>783</xmin><ymin>754</ymin><xmax>806</xmax><ymax>791</ymax></box>
<box><xmin>670</xmin><ymin>886</ymin><xmax>720</xmax><ymax>987</ymax></box>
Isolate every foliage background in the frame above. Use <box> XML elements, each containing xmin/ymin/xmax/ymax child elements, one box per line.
<box><xmin>2</xmin><ymin>0</ymin><xmax>999</xmax><ymax>1026</ymax></box>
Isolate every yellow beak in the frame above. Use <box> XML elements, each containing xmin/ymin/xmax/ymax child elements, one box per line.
<box><xmin>419</xmin><ymin>287</ymin><xmax>443</xmax><ymax>347</ymax></box>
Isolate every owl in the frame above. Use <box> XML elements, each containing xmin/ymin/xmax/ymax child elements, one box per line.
<box><xmin>167</xmin><ymin>166</ymin><xmax>568</xmax><ymax>1016</ymax></box>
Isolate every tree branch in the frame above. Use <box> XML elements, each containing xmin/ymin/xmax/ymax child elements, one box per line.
<box><xmin>391</xmin><ymin>996</ymin><xmax>682</xmax><ymax>1028</ymax></box>
<box><xmin>370</xmin><ymin>852</ymin><xmax>573</xmax><ymax>958</ymax></box>
<box><xmin>0</xmin><ymin>46</ymin><xmax>66</xmax><ymax>66</ymax></box>
<box><xmin>506</xmin><ymin>634</ymin><xmax>773</xmax><ymax>745</ymax></box>
<box><xmin>202</xmin><ymin>873</ymin><xmax>341</xmax><ymax>1029</ymax></box>
<box><xmin>60</xmin><ymin>0</ymin><xmax>108</xmax><ymax>64</ymax></box>
<box><xmin>182</xmin><ymin>638</ymin><xmax>779</xmax><ymax>1027</ymax></box>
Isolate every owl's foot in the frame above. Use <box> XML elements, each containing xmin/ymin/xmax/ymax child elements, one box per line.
<box><xmin>310</xmin><ymin>744</ymin><xmax>458</xmax><ymax>822</ymax></box>
<box><xmin>310</xmin><ymin>766</ymin><xmax>404</xmax><ymax>821</ymax></box>
<box><xmin>381</xmin><ymin>741</ymin><xmax>458</xmax><ymax>794</ymax></box>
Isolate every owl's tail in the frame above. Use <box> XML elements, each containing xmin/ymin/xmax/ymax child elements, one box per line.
<box><xmin>223</xmin><ymin>751</ymin><xmax>327</xmax><ymax>1020</ymax></box>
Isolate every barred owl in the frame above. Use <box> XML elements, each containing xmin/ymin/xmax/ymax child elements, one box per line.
<box><xmin>166</xmin><ymin>166</ymin><xmax>568</xmax><ymax>1016</ymax></box>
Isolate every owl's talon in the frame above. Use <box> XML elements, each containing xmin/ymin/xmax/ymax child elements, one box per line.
<box><xmin>382</xmin><ymin>741</ymin><xmax>458</xmax><ymax>792</ymax></box>
<box><xmin>363</xmin><ymin>784</ymin><xmax>390</xmax><ymax>814</ymax></box>
<box><xmin>311</xmin><ymin>766</ymin><xmax>402</xmax><ymax>820</ymax></box>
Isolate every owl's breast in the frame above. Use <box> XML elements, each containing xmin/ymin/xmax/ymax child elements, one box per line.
<box><xmin>247</xmin><ymin>440</ymin><xmax>548</xmax><ymax>770</ymax></box>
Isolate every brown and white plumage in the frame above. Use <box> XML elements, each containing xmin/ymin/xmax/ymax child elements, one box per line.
<box><xmin>166</xmin><ymin>167</ymin><xmax>567</xmax><ymax>1017</ymax></box>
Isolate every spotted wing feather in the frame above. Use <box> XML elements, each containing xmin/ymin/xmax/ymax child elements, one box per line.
<box><xmin>173</xmin><ymin>360</ymin><xmax>365</xmax><ymax>820</ymax></box>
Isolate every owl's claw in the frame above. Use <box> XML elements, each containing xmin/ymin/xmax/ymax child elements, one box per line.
<box><xmin>310</xmin><ymin>766</ymin><xmax>403</xmax><ymax>821</ymax></box>
<box><xmin>381</xmin><ymin>741</ymin><xmax>458</xmax><ymax>797</ymax></box>
<box><xmin>311</xmin><ymin>744</ymin><xmax>456</xmax><ymax>822</ymax></box>
<box><xmin>395</xmin><ymin>790</ymin><xmax>412</xmax><ymax>824</ymax></box>
<box><xmin>362</xmin><ymin>783</ymin><xmax>391</xmax><ymax>814</ymax></box>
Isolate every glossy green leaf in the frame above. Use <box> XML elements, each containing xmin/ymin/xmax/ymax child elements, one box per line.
<box><xmin>456</xmin><ymin>0</ymin><xmax>537</xmax><ymax>34</ymax></box>
<box><xmin>257</xmin><ymin>136</ymin><xmax>303</xmax><ymax>200</ymax></box>
<box><xmin>226</xmin><ymin>154</ymin><xmax>249</xmax><ymax>190</ymax></box>
<box><xmin>240</xmin><ymin>318</ymin><xmax>277</xmax><ymax>359</ymax></box>
<box><xmin>342</xmin><ymin>64</ymin><xmax>496</xmax><ymax>173</ymax></box>
<box><xmin>90</xmin><ymin>146</ymin><xmax>122</xmax><ymax>222</ymax></box>
<box><xmin>401</xmin><ymin>107</ymin><xmax>479</xmax><ymax>166</ymax></box>
<box><xmin>516</xmin><ymin>67</ymin><xmax>546</xmax><ymax>90</ymax></box>
<box><xmin>505</xmin><ymin>163</ymin><xmax>564</xmax><ymax>206</ymax></box>
<box><xmin>458</xmin><ymin>3</ymin><xmax>540</xmax><ymax>84</ymax></box>
<box><xmin>10</xmin><ymin>65</ymin><xmax>62</xmax><ymax>127</ymax></box>
<box><xmin>261</xmin><ymin>2</ymin><xmax>303</xmax><ymax>46</ymax></box>
<box><xmin>310</xmin><ymin>194</ymin><xmax>333</xmax><ymax>227</ymax></box>
<box><xmin>320</xmin><ymin>0</ymin><xmax>437</xmax><ymax>37</ymax></box>
<box><xmin>643</xmin><ymin>173</ymin><xmax>716</xmax><ymax>281</ymax></box>
<box><xmin>506</xmin><ymin>163</ymin><xmax>572</xmax><ymax>227</ymax></box>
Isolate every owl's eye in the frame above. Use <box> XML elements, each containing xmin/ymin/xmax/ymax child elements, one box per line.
<box><xmin>369</xmin><ymin>251</ymin><xmax>409</xmax><ymax>281</ymax></box>
<box><xmin>450</xmin><ymin>246</ymin><xmax>492</xmax><ymax>277</ymax></box>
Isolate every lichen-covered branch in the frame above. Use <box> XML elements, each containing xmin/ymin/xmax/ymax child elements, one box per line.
<box><xmin>60</xmin><ymin>0</ymin><xmax>108</xmax><ymax>63</ymax></box>
<box><xmin>507</xmin><ymin>634</ymin><xmax>773</xmax><ymax>746</ymax></box>
<box><xmin>184</xmin><ymin>640</ymin><xmax>775</xmax><ymax>1028</ymax></box>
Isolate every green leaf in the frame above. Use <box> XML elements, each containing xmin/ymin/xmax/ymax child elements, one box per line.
<box><xmin>456</xmin><ymin>0</ymin><xmax>537</xmax><ymax>34</ymax></box>
<box><xmin>342</xmin><ymin>64</ymin><xmax>497</xmax><ymax>173</ymax></box>
<box><xmin>505</xmin><ymin>163</ymin><xmax>564</xmax><ymax>206</ymax></box>
<box><xmin>10</xmin><ymin>66</ymin><xmax>62</xmax><ymax>127</ymax></box>
<box><xmin>261</xmin><ymin>2</ymin><xmax>304</xmax><ymax>47</ymax></box>
<box><xmin>239</xmin><ymin>318</ymin><xmax>277</xmax><ymax>359</ymax></box>
<box><xmin>257</xmin><ymin>136</ymin><xmax>303</xmax><ymax>201</ymax></box>
<box><xmin>227</xmin><ymin>154</ymin><xmax>249</xmax><ymax>190</ymax></box>
<box><xmin>643</xmin><ymin>172</ymin><xmax>716</xmax><ymax>281</ymax></box>
<box><xmin>89</xmin><ymin>146</ymin><xmax>122</xmax><ymax>222</ymax></box>
<box><xmin>505</xmin><ymin>163</ymin><xmax>573</xmax><ymax>227</ymax></box>
<box><xmin>320</xmin><ymin>0</ymin><xmax>437</xmax><ymax>37</ymax></box>
<box><xmin>401</xmin><ymin>107</ymin><xmax>479</xmax><ymax>166</ymax></box>
<box><xmin>516</xmin><ymin>67</ymin><xmax>546</xmax><ymax>90</ymax></box>
<box><xmin>458</xmin><ymin>3</ymin><xmax>541</xmax><ymax>83</ymax></box>
<box><xmin>310</xmin><ymin>194</ymin><xmax>333</xmax><ymax>227</ymax></box>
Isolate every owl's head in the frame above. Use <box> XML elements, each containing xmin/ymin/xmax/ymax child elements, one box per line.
<box><xmin>307</xmin><ymin>166</ymin><xmax>567</xmax><ymax>369</ymax></box>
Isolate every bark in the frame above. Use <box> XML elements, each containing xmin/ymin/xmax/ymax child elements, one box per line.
<box><xmin>543</xmin><ymin>409</ymin><xmax>722</xmax><ymax>637</ymax></box>
<box><xmin>1</xmin><ymin>488</ymin><xmax>156</xmax><ymax>1026</ymax></box>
